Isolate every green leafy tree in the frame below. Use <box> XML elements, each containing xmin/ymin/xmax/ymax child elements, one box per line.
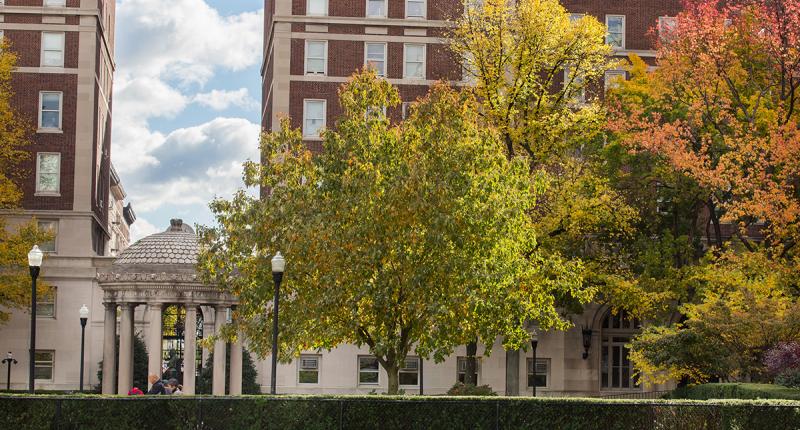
<box><xmin>196</xmin><ymin>347</ymin><xmax>260</xmax><ymax>395</ymax></box>
<box><xmin>96</xmin><ymin>332</ymin><xmax>150</xmax><ymax>393</ymax></box>
<box><xmin>199</xmin><ymin>72</ymin><xmax>588</xmax><ymax>394</ymax></box>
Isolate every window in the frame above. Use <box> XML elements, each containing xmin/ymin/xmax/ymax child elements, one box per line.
<box><xmin>367</xmin><ymin>0</ymin><xmax>387</xmax><ymax>17</ymax></box>
<box><xmin>358</xmin><ymin>356</ymin><xmax>379</xmax><ymax>384</ymax></box>
<box><xmin>401</xmin><ymin>102</ymin><xmax>411</xmax><ymax>120</ymax></box>
<box><xmin>526</xmin><ymin>358</ymin><xmax>549</xmax><ymax>388</ymax></box>
<box><xmin>303</xmin><ymin>99</ymin><xmax>326</xmax><ymax>137</ymax></box>
<box><xmin>399</xmin><ymin>357</ymin><xmax>419</xmax><ymax>386</ymax></box>
<box><xmin>406</xmin><ymin>0</ymin><xmax>425</xmax><ymax>18</ymax></box>
<box><xmin>604</xmin><ymin>70</ymin><xmax>626</xmax><ymax>92</ymax></box>
<box><xmin>45</xmin><ymin>0</ymin><xmax>67</xmax><ymax>6</ymax></box>
<box><xmin>37</xmin><ymin>286</ymin><xmax>56</xmax><ymax>318</ymax></box>
<box><xmin>37</xmin><ymin>220</ymin><xmax>58</xmax><ymax>253</ymax></box>
<box><xmin>34</xmin><ymin>351</ymin><xmax>54</xmax><ymax>380</ymax></box>
<box><xmin>36</xmin><ymin>153</ymin><xmax>61</xmax><ymax>194</ymax></box>
<box><xmin>403</xmin><ymin>44</ymin><xmax>425</xmax><ymax>79</ymax></box>
<box><xmin>457</xmin><ymin>356</ymin><xmax>480</xmax><ymax>383</ymax></box>
<box><xmin>658</xmin><ymin>16</ymin><xmax>677</xmax><ymax>41</ymax></box>
<box><xmin>298</xmin><ymin>355</ymin><xmax>320</xmax><ymax>384</ymax></box>
<box><xmin>366</xmin><ymin>105</ymin><xmax>386</xmax><ymax>119</ymax></box>
<box><xmin>306</xmin><ymin>0</ymin><xmax>327</xmax><ymax>16</ymax></box>
<box><xmin>41</xmin><ymin>32</ymin><xmax>65</xmax><ymax>67</ymax></box>
<box><xmin>365</xmin><ymin>43</ymin><xmax>386</xmax><ymax>76</ymax></box>
<box><xmin>605</xmin><ymin>15</ymin><xmax>625</xmax><ymax>49</ymax></box>
<box><xmin>305</xmin><ymin>40</ymin><xmax>327</xmax><ymax>75</ymax></box>
<box><xmin>39</xmin><ymin>92</ymin><xmax>62</xmax><ymax>130</ymax></box>
<box><xmin>601</xmin><ymin>310</ymin><xmax>641</xmax><ymax>390</ymax></box>
<box><xmin>569</xmin><ymin>13</ymin><xmax>583</xmax><ymax>23</ymax></box>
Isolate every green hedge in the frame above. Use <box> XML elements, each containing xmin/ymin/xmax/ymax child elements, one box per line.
<box><xmin>669</xmin><ymin>383</ymin><xmax>800</xmax><ymax>400</ymax></box>
<box><xmin>1</xmin><ymin>395</ymin><xmax>799</xmax><ymax>430</ymax></box>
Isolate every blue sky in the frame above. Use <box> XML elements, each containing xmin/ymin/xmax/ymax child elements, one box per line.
<box><xmin>112</xmin><ymin>0</ymin><xmax>264</xmax><ymax>240</ymax></box>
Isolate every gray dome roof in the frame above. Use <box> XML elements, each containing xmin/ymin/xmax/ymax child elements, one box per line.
<box><xmin>114</xmin><ymin>219</ymin><xmax>198</xmax><ymax>268</ymax></box>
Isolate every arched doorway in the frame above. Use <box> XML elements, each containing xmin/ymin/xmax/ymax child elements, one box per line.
<box><xmin>600</xmin><ymin>310</ymin><xmax>641</xmax><ymax>390</ymax></box>
<box><xmin>161</xmin><ymin>305</ymin><xmax>203</xmax><ymax>385</ymax></box>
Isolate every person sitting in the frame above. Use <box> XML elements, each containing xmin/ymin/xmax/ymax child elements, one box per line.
<box><xmin>168</xmin><ymin>378</ymin><xmax>182</xmax><ymax>395</ymax></box>
<box><xmin>146</xmin><ymin>374</ymin><xmax>166</xmax><ymax>395</ymax></box>
<box><xmin>127</xmin><ymin>386</ymin><xmax>144</xmax><ymax>396</ymax></box>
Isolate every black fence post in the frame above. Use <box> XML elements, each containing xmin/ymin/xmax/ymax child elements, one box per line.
<box><xmin>51</xmin><ymin>398</ymin><xmax>62</xmax><ymax>430</ymax></box>
<box><xmin>339</xmin><ymin>399</ymin><xmax>344</xmax><ymax>430</ymax></box>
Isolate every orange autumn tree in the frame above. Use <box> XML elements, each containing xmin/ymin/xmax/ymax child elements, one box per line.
<box><xmin>610</xmin><ymin>0</ymin><xmax>800</xmax><ymax>384</ymax></box>
<box><xmin>610</xmin><ymin>0</ymin><xmax>800</xmax><ymax>254</ymax></box>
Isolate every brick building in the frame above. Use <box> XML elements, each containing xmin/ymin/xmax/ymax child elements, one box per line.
<box><xmin>0</xmin><ymin>0</ymin><xmax>133</xmax><ymax>391</ymax></box>
<box><xmin>260</xmin><ymin>0</ymin><xmax>684</xmax><ymax>396</ymax></box>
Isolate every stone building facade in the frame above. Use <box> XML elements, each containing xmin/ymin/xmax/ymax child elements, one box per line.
<box><xmin>260</xmin><ymin>0</ymin><xmax>682</xmax><ymax>396</ymax></box>
<box><xmin>0</xmin><ymin>0</ymin><xmax>134</xmax><ymax>391</ymax></box>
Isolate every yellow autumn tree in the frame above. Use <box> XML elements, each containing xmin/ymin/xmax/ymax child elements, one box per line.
<box><xmin>0</xmin><ymin>38</ymin><xmax>52</xmax><ymax>324</ymax></box>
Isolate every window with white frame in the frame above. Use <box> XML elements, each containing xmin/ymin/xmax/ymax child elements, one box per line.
<box><xmin>305</xmin><ymin>40</ymin><xmax>327</xmax><ymax>75</ymax></box>
<box><xmin>406</xmin><ymin>0</ymin><xmax>425</xmax><ymax>18</ymax></box>
<box><xmin>36</xmin><ymin>153</ymin><xmax>61</xmax><ymax>194</ymax></box>
<box><xmin>303</xmin><ymin>99</ymin><xmax>326</xmax><ymax>137</ymax></box>
<box><xmin>306</xmin><ymin>0</ymin><xmax>327</xmax><ymax>16</ymax></box>
<box><xmin>358</xmin><ymin>356</ymin><xmax>379</xmax><ymax>384</ymax></box>
<box><xmin>39</xmin><ymin>92</ymin><xmax>62</xmax><ymax>130</ymax></box>
<box><xmin>605</xmin><ymin>15</ymin><xmax>625</xmax><ymax>49</ymax></box>
<box><xmin>366</xmin><ymin>105</ymin><xmax>387</xmax><ymax>119</ymax></box>
<box><xmin>604</xmin><ymin>70</ymin><xmax>626</xmax><ymax>92</ymax></box>
<box><xmin>601</xmin><ymin>310</ymin><xmax>641</xmax><ymax>390</ymax></box>
<box><xmin>456</xmin><ymin>356</ymin><xmax>480</xmax><ymax>383</ymax></box>
<box><xmin>526</xmin><ymin>358</ymin><xmax>549</xmax><ymax>388</ymax></box>
<box><xmin>658</xmin><ymin>16</ymin><xmax>677</xmax><ymax>41</ymax></box>
<box><xmin>569</xmin><ymin>13</ymin><xmax>583</xmax><ymax>23</ymax></box>
<box><xmin>298</xmin><ymin>355</ymin><xmax>320</xmax><ymax>384</ymax></box>
<box><xmin>564</xmin><ymin>66</ymin><xmax>585</xmax><ymax>104</ymax></box>
<box><xmin>37</xmin><ymin>220</ymin><xmax>58</xmax><ymax>253</ymax></box>
<box><xmin>404</xmin><ymin>43</ymin><xmax>425</xmax><ymax>79</ymax></box>
<box><xmin>365</xmin><ymin>43</ymin><xmax>386</xmax><ymax>76</ymax></box>
<box><xmin>367</xmin><ymin>0</ymin><xmax>387</xmax><ymax>17</ymax></box>
<box><xmin>37</xmin><ymin>286</ymin><xmax>56</xmax><ymax>318</ymax></box>
<box><xmin>34</xmin><ymin>350</ymin><xmax>54</xmax><ymax>380</ymax></box>
<box><xmin>401</xmin><ymin>102</ymin><xmax>411</xmax><ymax>120</ymax></box>
<box><xmin>399</xmin><ymin>357</ymin><xmax>419</xmax><ymax>386</ymax></box>
<box><xmin>45</xmin><ymin>0</ymin><xmax>67</xmax><ymax>6</ymax></box>
<box><xmin>41</xmin><ymin>32</ymin><xmax>65</xmax><ymax>67</ymax></box>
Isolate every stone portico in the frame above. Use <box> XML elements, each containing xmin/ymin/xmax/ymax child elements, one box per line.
<box><xmin>97</xmin><ymin>219</ymin><xmax>241</xmax><ymax>395</ymax></box>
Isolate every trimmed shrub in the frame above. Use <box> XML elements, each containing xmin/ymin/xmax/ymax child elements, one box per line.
<box><xmin>0</xmin><ymin>395</ymin><xmax>799</xmax><ymax>430</ymax></box>
<box><xmin>446</xmin><ymin>382</ymin><xmax>497</xmax><ymax>396</ymax></box>
<box><xmin>669</xmin><ymin>383</ymin><xmax>800</xmax><ymax>400</ymax></box>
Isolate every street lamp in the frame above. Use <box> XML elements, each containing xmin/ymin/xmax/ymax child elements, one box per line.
<box><xmin>79</xmin><ymin>304</ymin><xmax>89</xmax><ymax>392</ymax></box>
<box><xmin>270</xmin><ymin>251</ymin><xmax>285</xmax><ymax>395</ymax></box>
<box><xmin>2</xmin><ymin>352</ymin><xmax>17</xmax><ymax>391</ymax></box>
<box><xmin>27</xmin><ymin>245</ymin><xmax>43</xmax><ymax>394</ymax></box>
<box><xmin>531</xmin><ymin>331</ymin><xmax>539</xmax><ymax>397</ymax></box>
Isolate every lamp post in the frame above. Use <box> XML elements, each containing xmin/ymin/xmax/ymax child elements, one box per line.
<box><xmin>27</xmin><ymin>245</ymin><xmax>43</xmax><ymax>393</ymax></box>
<box><xmin>79</xmin><ymin>304</ymin><xmax>89</xmax><ymax>392</ymax></box>
<box><xmin>531</xmin><ymin>331</ymin><xmax>539</xmax><ymax>397</ymax></box>
<box><xmin>270</xmin><ymin>251</ymin><xmax>285</xmax><ymax>395</ymax></box>
<box><xmin>2</xmin><ymin>352</ymin><xmax>17</xmax><ymax>391</ymax></box>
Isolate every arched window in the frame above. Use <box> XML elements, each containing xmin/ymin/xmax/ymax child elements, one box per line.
<box><xmin>600</xmin><ymin>310</ymin><xmax>640</xmax><ymax>390</ymax></box>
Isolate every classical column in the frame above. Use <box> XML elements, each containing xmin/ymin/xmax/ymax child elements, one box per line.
<box><xmin>101</xmin><ymin>302</ymin><xmax>117</xmax><ymax>395</ymax></box>
<box><xmin>212</xmin><ymin>306</ymin><xmax>228</xmax><ymax>395</ymax></box>
<box><xmin>229</xmin><ymin>335</ymin><xmax>243</xmax><ymax>395</ymax></box>
<box><xmin>117</xmin><ymin>303</ymin><xmax>134</xmax><ymax>395</ymax></box>
<box><xmin>505</xmin><ymin>349</ymin><xmax>520</xmax><ymax>396</ymax></box>
<box><xmin>147</xmin><ymin>303</ymin><xmax>163</xmax><ymax>390</ymax></box>
<box><xmin>183</xmin><ymin>306</ymin><xmax>197</xmax><ymax>395</ymax></box>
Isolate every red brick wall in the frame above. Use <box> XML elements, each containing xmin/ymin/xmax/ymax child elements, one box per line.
<box><xmin>562</xmin><ymin>0</ymin><xmax>682</xmax><ymax>51</ymax></box>
<box><xmin>12</xmin><ymin>73</ymin><xmax>78</xmax><ymax>211</ymax></box>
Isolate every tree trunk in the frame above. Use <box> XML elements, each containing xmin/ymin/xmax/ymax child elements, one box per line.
<box><xmin>386</xmin><ymin>363</ymin><xmax>400</xmax><ymax>395</ymax></box>
<box><xmin>465</xmin><ymin>340</ymin><xmax>478</xmax><ymax>385</ymax></box>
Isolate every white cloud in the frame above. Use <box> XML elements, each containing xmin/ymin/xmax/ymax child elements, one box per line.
<box><xmin>130</xmin><ymin>117</ymin><xmax>261</xmax><ymax>213</ymax></box>
<box><xmin>110</xmin><ymin>0</ymin><xmax>264</xmax><ymax>232</ymax></box>
<box><xmin>193</xmin><ymin>88</ymin><xmax>258</xmax><ymax>111</ymax></box>
<box><xmin>130</xmin><ymin>217</ymin><xmax>160</xmax><ymax>242</ymax></box>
